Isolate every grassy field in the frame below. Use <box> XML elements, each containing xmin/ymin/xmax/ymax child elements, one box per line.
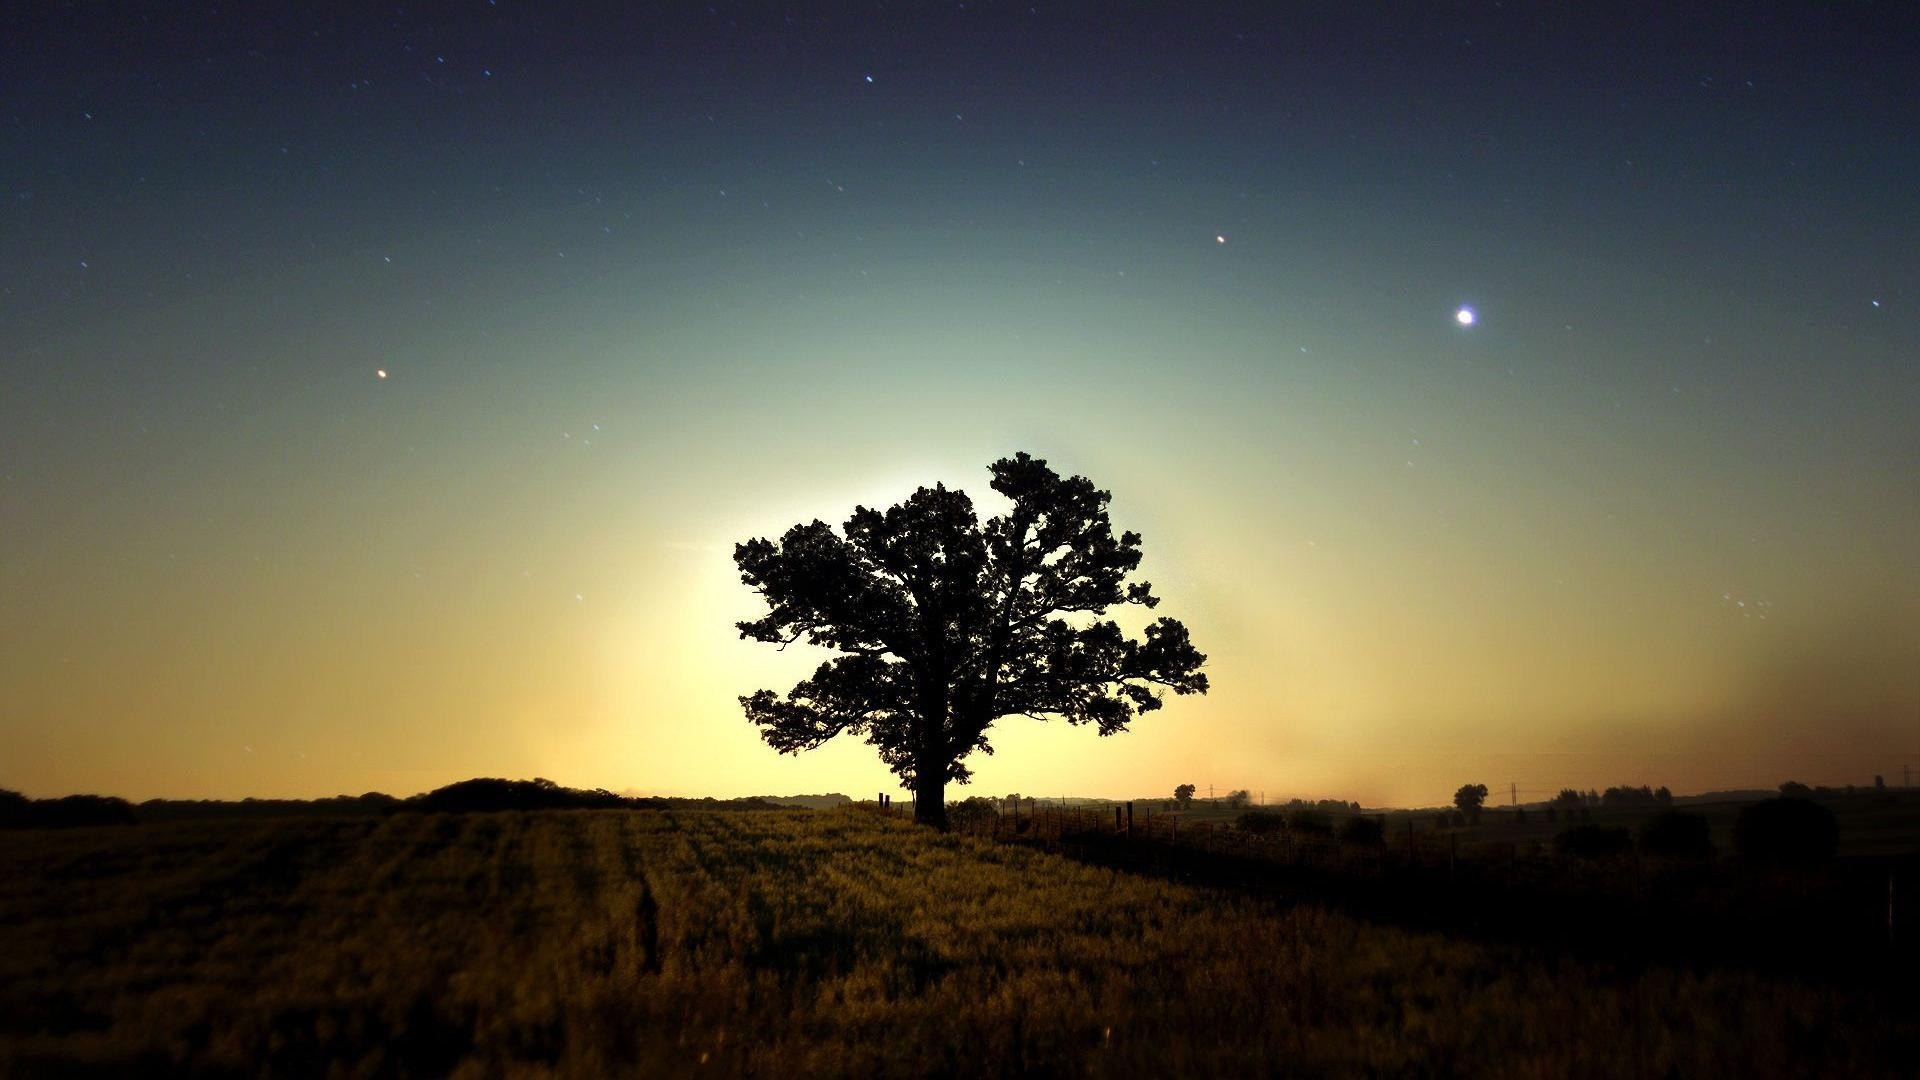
<box><xmin>1</xmin><ymin>808</ymin><xmax>1910</xmax><ymax>1076</ymax></box>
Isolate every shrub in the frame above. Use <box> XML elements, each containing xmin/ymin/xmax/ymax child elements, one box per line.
<box><xmin>1237</xmin><ymin>810</ymin><xmax>1286</xmax><ymax>834</ymax></box>
<box><xmin>0</xmin><ymin>794</ymin><xmax>138</xmax><ymax>829</ymax></box>
<box><xmin>1734</xmin><ymin>797</ymin><xmax>1837</xmax><ymax>866</ymax></box>
<box><xmin>1554</xmin><ymin>824</ymin><xmax>1631</xmax><ymax>859</ymax></box>
<box><xmin>1340</xmin><ymin>815</ymin><xmax>1384</xmax><ymax>847</ymax></box>
<box><xmin>1636</xmin><ymin>810</ymin><xmax>1713</xmax><ymax>859</ymax></box>
<box><xmin>1287</xmin><ymin>809</ymin><xmax>1334</xmax><ymax>836</ymax></box>
<box><xmin>947</xmin><ymin>797</ymin><xmax>1000</xmax><ymax>831</ymax></box>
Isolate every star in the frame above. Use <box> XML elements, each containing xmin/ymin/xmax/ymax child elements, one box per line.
<box><xmin>375</xmin><ymin>368</ymin><xmax>388</xmax><ymax>379</ymax></box>
<box><xmin>1455</xmin><ymin>306</ymin><xmax>1476</xmax><ymax>326</ymax></box>
<box><xmin>1215</xmin><ymin>235</ymin><xmax>1226</xmax><ymax>244</ymax></box>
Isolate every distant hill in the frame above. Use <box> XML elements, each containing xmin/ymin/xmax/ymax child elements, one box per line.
<box><xmin>1674</xmin><ymin>789</ymin><xmax>1778</xmax><ymax>805</ymax></box>
<box><xmin>1</xmin><ymin>780</ymin><xmax>814</xmax><ymax>827</ymax></box>
<box><xmin>752</xmin><ymin>794</ymin><xmax>851</xmax><ymax>810</ymax></box>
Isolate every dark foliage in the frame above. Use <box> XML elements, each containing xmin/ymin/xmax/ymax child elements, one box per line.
<box><xmin>1602</xmin><ymin>785</ymin><xmax>1663</xmax><ymax>808</ymax></box>
<box><xmin>947</xmin><ymin>797</ymin><xmax>1000</xmax><ymax>831</ymax></box>
<box><xmin>137</xmin><ymin>793</ymin><xmax>399</xmax><ymax>822</ymax></box>
<box><xmin>1453</xmin><ymin>783</ymin><xmax>1488</xmax><ymax>823</ymax></box>
<box><xmin>1237</xmin><ymin>810</ymin><xmax>1286</xmax><ymax>834</ymax></box>
<box><xmin>1636</xmin><ymin>810</ymin><xmax>1714</xmax><ymax>859</ymax></box>
<box><xmin>1275</xmin><ymin>797</ymin><xmax>1362</xmax><ymax>815</ymax></box>
<box><xmin>1173</xmin><ymin>783</ymin><xmax>1196</xmax><ymax>808</ymax></box>
<box><xmin>408</xmin><ymin>778</ymin><xmax>625</xmax><ymax>813</ymax></box>
<box><xmin>1554</xmin><ymin>824</ymin><xmax>1632</xmax><ymax>859</ymax></box>
<box><xmin>1777</xmin><ymin>780</ymin><xmax>1813</xmax><ymax>799</ymax></box>
<box><xmin>1287</xmin><ymin>809</ymin><xmax>1334</xmax><ymax>836</ymax></box>
<box><xmin>735</xmin><ymin>453</ymin><xmax>1207</xmax><ymax>828</ymax></box>
<box><xmin>1734</xmin><ymin>797</ymin><xmax>1838</xmax><ymax>866</ymax></box>
<box><xmin>403</xmin><ymin>778</ymin><xmax>790</xmax><ymax>814</ymax></box>
<box><xmin>1340</xmin><ymin>815</ymin><xmax>1385</xmax><ymax>847</ymax></box>
<box><xmin>0</xmin><ymin>792</ymin><xmax>137</xmax><ymax>829</ymax></box>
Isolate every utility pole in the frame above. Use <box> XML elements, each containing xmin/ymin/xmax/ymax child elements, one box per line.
<box><xmin>1510</xmin><ymin>781</ymin><xmax>1517</xmax><ymax>808</ymax></box>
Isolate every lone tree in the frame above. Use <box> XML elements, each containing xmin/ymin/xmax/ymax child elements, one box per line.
<box><xmin>1174</xmin><ymin>783</ymin><xmax>1196</xmax><ymax>808</ymax></box>
<box><xmin>1453</xmin><ymin>783</ymin><xmax>1489</xmax><ymax>824</ymax></box>
<box><xmin>734</xmin><ymin>453</ymin><xmax>1209</xmax><ymax>829</ymax></box>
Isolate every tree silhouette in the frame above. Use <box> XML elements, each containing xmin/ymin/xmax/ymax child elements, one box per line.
<box><xmin>1453</xmin><ymin>783</ymin><xmax>1488</xmax><ymax>824</ymax></box>
<box><xmin>1174</xmin><ymin>783</ymin><xmax>1196</xmax><ymax>808</ymax></box>
<box><xmin>735</xmin><ymin>453</ymin><xmax>1208</xmax><ymax>828</ymax></box>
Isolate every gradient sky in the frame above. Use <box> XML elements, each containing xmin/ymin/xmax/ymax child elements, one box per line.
<box><xmin>3</xmin><ymin>2</ymin><xmax>1916</xmax><ymax>807</ymax></box>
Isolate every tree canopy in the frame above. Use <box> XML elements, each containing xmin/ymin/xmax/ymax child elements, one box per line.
<box><xmin>734</xmin><ymin>453</ymin><xmax>1208</xmax><ymax>828</ymax></box>
<box><xmin>1453</xmin><ymin>783</ymin><xmax>1489</xmax><ymax>822</ymax></box>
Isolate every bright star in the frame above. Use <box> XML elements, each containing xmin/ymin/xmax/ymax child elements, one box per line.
<box><xmin>375</xmin><ymin>368</ymin><xmax>388</xmax><ymax>380</ymax></box>
<box><xmin>1215</xmin><ymin>235</ymin><xmax>1226</xmax><ymax>244</ymax></box>
<box><xmin>1455</xmin><ymin>306</ymin><xmax>1476</xmax><ymax>327</ymax></box>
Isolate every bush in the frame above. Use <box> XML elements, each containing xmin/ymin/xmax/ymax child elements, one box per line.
<box><xmin>1554</xmin><ymin>824</ymin><xmax>1631</xmax><ymax>859</ymax></box>
<box><xmin>1636</xmin><ymin>810</ymin><xmax>1713</xmax><ymax>859</ymax></box>
<box><xmin>1734</xmin><ymin>797</ymin><xmax>1837</xmax><ymax>866</ymax></box>
<box><xmin>1340</xmin><ymin>815</ymin><xmax>1384</xmax><ymax>847</ymax></box>
<box><xmin>412</xmin><ymin>778</ymin><xmax>604</xmax><ymax>812</ymax></box>
<box><xmin>1286</xmin><ymin>810</ymin><xmax>1334</xmax><ymax>836</ymax></box>
<box><xmin>947</xmin><ymin>797</ymin><xmax>1000</xmax><ymax>831</ymax></box>
<box><xmin>0</xmin><ymin>794</ymin><xmax>138</xmax><ymax>829</ymax></box>
<box><xmin>1237</xmin><ymin>810</ymin><xmax>1286</xmax><ymax>834</ymax></box>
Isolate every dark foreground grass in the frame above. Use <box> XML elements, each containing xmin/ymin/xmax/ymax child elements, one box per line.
<box><xmin>0</xmin><ymin>809</ymin><xmax>1908</xmax><ymax>1076</ymax></box>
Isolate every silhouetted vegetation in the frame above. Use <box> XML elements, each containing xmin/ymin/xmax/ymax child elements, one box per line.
<box><xmin>1601</xmin><ymin>784</ymin><xmax>1671</xmax><ymax>808</ymax></box>
<box><xmin>1286</xmin><ymin>809</ymin><xmax>1335</xmax><ymax>836</ymax></box>
<box><xmin>137</xmin><ymin>793</ymin><xmax>400</xmax><ymax>822</ymax></box>
<box><xmin>0</xmin><ymin>791</ymin><xmax>136</xmax><ymax>829</ymax></box>
<box><xmin>1173</xmin><ymin>783</ymin><xmax>1195</xmax><ymax>808</ymax></box>
<box><xmin>1238</xmin><ymin>809</ymin><xmax>1286</xmax><ymax>834</ymax></box>
<box><xmin>2</xmin><ymin>783</ymin><xmax>815</xmax><ymax>828</ymax></box>
<box><xmin>1554</xmin><ymin>824</ymin><xmax>1632</xmax><ymax>859</ymax></box>
<box><xmin>1453</xmin><ymin>783</ymin><xmax>1488</xmax><ymax>823</ymax></box>
<box><xmin>407</xmin><ymin>777</ymin><xmax>633</xmax><ymax>813</ymax></box>
<box><xmin>1736</xmin><ymin>797</ymin><xmax>1839</xmax><ymax>866</ymax></box>
<box><xmin>734</xmin><ymin>453</ymin><xmax>1207</xmax><ymax>828</ymax></box>
<box><xmin>1636</xmin><ymin>809</ymin><xmax>1715</xmax><ymax>859</ymax></box>
<box><xmin>1340</xmin><ymin>815</ymin><xmax>1385</xmax><ymax>847</ymax></box>
<box><xmin>946</xmin><ymin>796</ymin><xmax>999</xmax><ymax>831</ymax></box>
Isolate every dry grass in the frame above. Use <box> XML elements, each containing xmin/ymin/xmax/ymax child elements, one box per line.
<box><xmin>0</xmin><ymin>809</ymin><xmax>1904</xmax><ymax>1076</ymax></box>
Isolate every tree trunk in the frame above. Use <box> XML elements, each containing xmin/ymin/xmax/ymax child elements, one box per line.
<box><xmin>913</xmin><ymin>769</ymin><xmax>948</xmax><ymax>830</ymax></box>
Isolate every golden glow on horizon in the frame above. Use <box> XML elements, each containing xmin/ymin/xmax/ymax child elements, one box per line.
<box><xmin>2</xmin><ymin>265</ymin><xmax>1915</xmax><ymax>810</ymax></box>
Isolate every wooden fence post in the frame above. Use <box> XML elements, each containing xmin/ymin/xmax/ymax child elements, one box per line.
<box><xmin>1126</xmin><ymin>802</ymin><xmax>1134</xmax><ymax>834</ymax></box>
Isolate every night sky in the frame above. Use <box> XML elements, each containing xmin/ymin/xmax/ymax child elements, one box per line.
<box><xmin>3</xmin><ymin>2</ymin><xmax>1916</xmax><ymax>805</ymax></box>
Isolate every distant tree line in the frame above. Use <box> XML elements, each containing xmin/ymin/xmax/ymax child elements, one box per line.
<box><xmin>1551</xmin><ymin>797</ymin><xmax>1840</xmax><ymax>866</ymax></box>
<box><xmin>0</xmin><ymin>780</ymin><xmax>843</xmax><ymax>828</ymax></box>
